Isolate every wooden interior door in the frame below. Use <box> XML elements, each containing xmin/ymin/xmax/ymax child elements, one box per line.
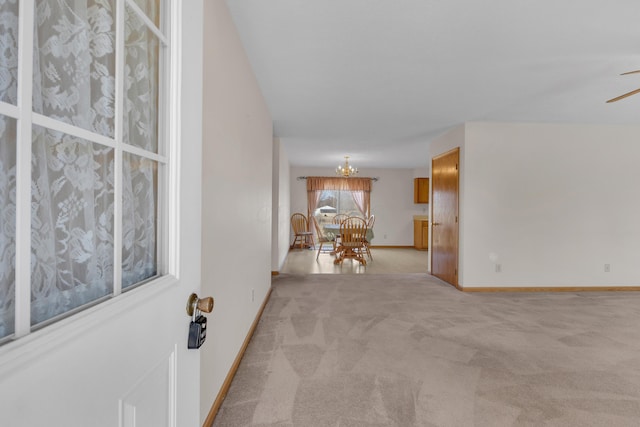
<box><xmin>431</xmin><ymin>147</ymin><xmax>460</xmax><ymax>288</ymax></box>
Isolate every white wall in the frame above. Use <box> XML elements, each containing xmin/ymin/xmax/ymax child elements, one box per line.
<box><xmin>201</xmin><ymin>0</ymin><xmax>273</xmax><ymax>422</ymax></box>
<box><xmin>272</xmin><ymin>139</ymin><xmax>291</xmax><ymax>272</ymax></box>
<box><xmin>461</xmin><ymin>122</ymin><xmax>640</xmax><ymax>288</ymax></box>
<box><xmin>290</xmin><ymin>166</ymin><xmax>428</xmax><ymax>246</ymax></box>
<box><xmin>412</xmin><ymin>166</ymin><xmax>430</xmax><ymax>178</ymax></box>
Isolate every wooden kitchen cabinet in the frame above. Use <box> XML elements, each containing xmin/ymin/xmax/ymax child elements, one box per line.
<box><xmin>414</xmin><ymin>178</ymin><xmax>429</xmax><ymax>203</ymax></box>
<box><xmin>413</xmin><ymin>219</ymin><xmax>429</xmax><ymax>250</ymax></box>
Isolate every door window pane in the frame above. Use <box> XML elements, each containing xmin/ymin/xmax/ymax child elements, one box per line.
<box><xmin>122</xmin><ymin>152</ymin><xmax>157</xmax><ymax>288</ymax></box>
<box><xmin>0</xmin><ymin>0</ymin><xmax>168</xmax><ymax>344</ymax></box>
<box><xmin>0</xmin><ymin>115</ymin><xmax>16</xmax><ymax>339</ymax></box>
<box><xmin>31</xmin><ymin>125</ymin><xmax>114</xmax><ymax>326</ymax></box>
<box><xmin>0</xmin><ymin>0</ymin><xmax>19</xmax><ymax>106</ymax></box>
<box><xmin>33</xmin><ymin>0</ymin><xmax>116</xmax><ymax>137</ymax></box>
<box><xmin>124</xmin><ymin>4</ymin><xmax>159</xmax><ymax>153</ymax></box>
<box><xmin>131</xmin><ymin>0</ymin><xmax>160</xmax><ymax>30</ymax></box>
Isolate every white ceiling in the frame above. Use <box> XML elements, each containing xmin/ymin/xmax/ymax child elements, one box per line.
<box><xmin>226</xmin><ymin>0</ymin><xmax>640</xmax><ymax>169</ymax></box>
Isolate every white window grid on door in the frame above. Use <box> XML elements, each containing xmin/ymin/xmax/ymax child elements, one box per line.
<box><xmin>1</xmin><ymin>0</ymin><xmax>173</xmax><ymax>343</ymax></box>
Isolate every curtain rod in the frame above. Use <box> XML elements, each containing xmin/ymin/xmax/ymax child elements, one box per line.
<box><xmin>296</xmin><ymin>176</ymin><xmax>379</xmax><ymax>181</ymax></box>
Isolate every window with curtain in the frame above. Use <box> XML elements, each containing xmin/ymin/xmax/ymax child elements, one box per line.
<box><xmin>306</xmin><ymin>177</ymin><xmax>372</xmax><ymax>225</ymax></box>
<box><xmin>0</xmin><ymin>0</ymin><xmax>169</xmax><ymax>342</ymax></box>
<box><xmin>313</xmin><ymin>190</ymin><xmax>360</xmax><ymax>225</ymax></box>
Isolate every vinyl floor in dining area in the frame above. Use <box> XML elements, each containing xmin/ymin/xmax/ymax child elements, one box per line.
<box><xmin>279</xmin><ymin>246</ymin><xmax>429</xmax><ymax>274</ymax></box>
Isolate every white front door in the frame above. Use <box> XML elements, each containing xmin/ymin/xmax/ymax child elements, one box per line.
<box><xmin>0</xmin><ymin>1</ymin><xmax>204</xmax><ymax>425</ymax></box>
<box><xmin>0</xmin><ymin>269</ymin><xmax>203</xmax><ymax>427</ymax></box>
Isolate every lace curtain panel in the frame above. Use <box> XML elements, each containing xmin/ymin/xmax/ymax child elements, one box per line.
<box><xmin>0</xmin><ymin>0</ymin><xmax>160</xmax><ymax>336</ymax></box>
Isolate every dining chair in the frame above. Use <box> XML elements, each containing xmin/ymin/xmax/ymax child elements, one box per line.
<box><xmin>334</xmin><ymin>216</ymin><xmax>367</xmax><ymax>265</ymax></box>
<box><xmin>332</xmin><ymin>214</ymin><xmax>348</xmax><ymax>224</ymax></box>
<box><xmin>290</xmin><ymin>213</ymin><xmax>314</xmax><ymax>249</ymax></box>
<box><xmin>331</xmin><ymin>214</ymin><xmax>348</xmax><ymax>247</ymax></box>
<box><xmin>364</xmin><ymin>214</ymin><xmax>375</xmax><ymax>260</ymax></box>
<box><xmin>311</xmin><ymin>215</ymin><xmax>335</xmax><ymax>259</ymax></box>
<box><xmin>367</xmin><ymin>214</ymin><xmax>376</xmax><ymax>229</ymax></box>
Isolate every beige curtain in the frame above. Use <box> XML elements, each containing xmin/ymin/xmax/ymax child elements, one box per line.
<box><xmin>307</xmin><ymin>190</ymin><xmax>322</xmax><ymax>231</ymax></box>
<box><xmin>351</xmin><ymin>191</ymin><xmax>370</xmax><ymax>218</ymax></box>
<box><xmin>306</xmin><ymin>177</ymin><xmax>372</xmax><ymax>192</ymax></box>
<box><xmin>306</xmin><ymin>177</ymin><xmax>372</xmax><ymax>219</ymax></box>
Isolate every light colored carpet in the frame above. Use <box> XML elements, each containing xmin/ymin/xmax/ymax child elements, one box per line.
<box><xmin>213</xmin><ymin>273</ymin><xmax>640</xmax><ymax>426</ymax></box>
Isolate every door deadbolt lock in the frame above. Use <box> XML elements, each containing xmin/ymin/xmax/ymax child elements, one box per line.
<box><xmin>186</xmin><ymin>293</ymin><xmax>214</xmax><ymax>349</ymax></box>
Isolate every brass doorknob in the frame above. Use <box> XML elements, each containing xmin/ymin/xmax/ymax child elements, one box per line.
<box><xmin>432</xmin><ymin>222</ymin><xmax>440</xmax><ymax>226</ymax></box>
<box><xmin>186</xmin><ymin>293</ymin><xmax>215</xmax><ymax>316</ymax></box>
<box><xmin>197</xmin><ymin>297</ymin><xmax>214</xmax><ymax>313</ymax></box>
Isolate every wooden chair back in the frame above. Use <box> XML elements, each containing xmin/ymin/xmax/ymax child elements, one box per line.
<box><xmin>367</xmin><ymin>214</ymin><xmax>375</xmax><ymax>228</ymax></box>
<box><xmin>290</xmin><ymin>212</ymin><xmax>314</xmax><ymax>249</ymax></box>
<box><xmin>363</xmin><ymin>214</ymin><xmax>375</xmax><ymax>260</ymax></box>
<box><xmin>339</xmin><ymin>216</ymin><xmax>367</xmax><ymax>248</ymax></box>
<box><xmin>311</xmin><ymin>215</ymin><xmax>329</xmax><ymax>243</ymax></box>
<box><xmin>290</xmin><ymin>213</ymin><xmax>309</xmax><ymax>234</ymax></box>
<box><xmin>311</xmin><ymin>215</ymin><xmax>336</xmax><ymax>259</ymax></box>
<box><xmin>332</xmin><ymin>214</ymin><xmax>348</xmax><ymax>224</ymax></box>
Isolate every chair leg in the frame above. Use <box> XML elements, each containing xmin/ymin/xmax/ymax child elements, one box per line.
<box><xmin>316</xmin><ymin>241</ymin><xmax>323</xmax><ymax>259</ymax></box>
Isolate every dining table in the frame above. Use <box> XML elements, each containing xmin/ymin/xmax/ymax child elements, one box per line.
<box><xmin>322</xmin><ymin>223</ymin><xmax>374</xmax><ymax>243</ymax></box>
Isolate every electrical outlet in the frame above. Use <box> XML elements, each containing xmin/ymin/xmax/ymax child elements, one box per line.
<box><xmin>495</xmin><ymin>264</ymin><xmax>502</xmax><ymax>273</ymax></box>
<box><xmin>604</xmin><ymin>264</ymin><xmax>611</xmax><ymax>273</ymax></box>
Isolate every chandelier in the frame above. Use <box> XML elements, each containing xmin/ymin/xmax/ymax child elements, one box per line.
<box><xmin>336</xmin><ymin>156</ymin><xmax>358</xmax><ymax>177</ymax></box>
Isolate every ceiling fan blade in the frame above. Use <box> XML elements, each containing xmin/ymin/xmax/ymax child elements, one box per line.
<box><xmin>621</xmin><ymin>70</ymin><xmax>640</xmax><ymax>75</ymax></box>
<box><xmin>606</xmin><ymin>87</ymin><xmax>640</xmax><ymax>103</ymax></box>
